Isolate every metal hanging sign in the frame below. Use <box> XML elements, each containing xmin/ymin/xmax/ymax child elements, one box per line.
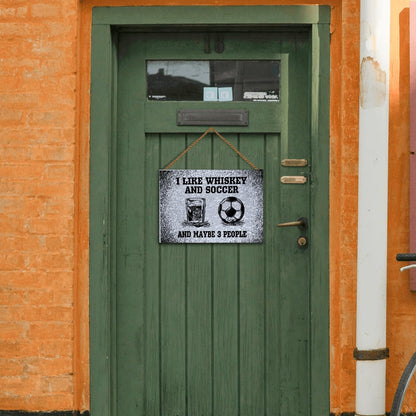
<box><xmin>159</xmin><ymin>169</ymin><xmax>263</xmax><ymax>243</ymax></box>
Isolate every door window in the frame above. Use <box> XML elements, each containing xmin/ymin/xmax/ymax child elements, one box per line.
<box><xmin>147</xmin><ymin>60</ymin><xmax>280</xmax><ymax>102</ymax></box>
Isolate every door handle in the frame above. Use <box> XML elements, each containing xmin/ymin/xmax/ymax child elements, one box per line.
<box><xmin>277</xmin><ymin>217</ymin><xmax>308</xmax><ymax>230</ymax></box>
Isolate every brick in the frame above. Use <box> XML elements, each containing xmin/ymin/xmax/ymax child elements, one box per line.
<box><xmin>22</xmin><ymin>393</ymin><xmax>73</xmax><ymax>411</ymax></box>
<box><xmin>52</xmin><ymin>289</ymin><xmax>73</xmax><ymax>306</ymax></box>
<box><xmin>39</xmin><ymin>59</ymin><xmax>74</xmax><ymax>77</ymax></box>
<box><xmin>0</xmin><ymin>92</ymin><xmax>41</xmax><ymax>107</ymax></box>
<box><xmin>42</xmin><ymin>375</ymin><xmax>73</xmax><ymax>393</ymax></box>
<box><xmin>0</xmin><ymin>306</ymin><xmax>11</xmax><ymax>321</ymax></box>
<box><xmin>0</xmin><ymin>23</ymin><xmax>41</xmax><ymax>39</ymax></box>
<box><xmin>1</xmin><ymin>182</ymin><xmax>74</xmax><ymax>201</ymax></box>
<box><xmin>34</xmin><ymin>182</ymin><xmax>74</xmax><ymax>198</ymax></box>
<box><xmin>7</xmin><ymin>305</ymin><xmax>73</xmax><ymax>322</ymax></box>
<box><xmin>0</xmin><ymin>75</ymin><xmax>21</xmax><ymax>91</ymax></box>
<box><xmin>0</xmin><ymin>128</ymin><xmax>38</xmax><ymax>145</ymax></box>
<box><xmin>0</xmin><ymin>339</ymin><xmax>73</xmax><ymax>361</ymax></box>
<box><xmin>1</xmin><ymin>127</ymin><xmax>75</xmax><ymax>146</ymax></box>
<box><xmin>0</xmin><ymin>163</ymin><xmax>45</xmax><ymax>179</ymax></box>
<box><xmin>0</xmin><ymin>271</ymin><xmax>47</xmax><ymax>289</ymax></box>
<box><xmin>0</xmin><ymin>397</ymin><xmax>30</xmax><ymax>410</ymax></box>
<box><xmin>28</xmin><ymin>218</ymin><xmax>73</xmax><ymax>235</ymax></box>
<box><xmin>0</xmin><ymin>288</ymin><xmax>27</xmax><ymax>305</ymax></box>
<box><xmin>25</xmin><ymin>357</ymin><xmax>73</xmax><ymax>375</ymax></box>
<box><xmin>45</xmin><ymin>235</ymin><xmax>74</xmax><ymax>251</ymax></box>
<box><xmin>31</xmin><ymin>3</ymin><xmax>62</xmax><ymax>18</ymax></box>
<box><xmin>30</xmin><ymin>40</ymin><xmax>70</xmax><ymax>60</ymax></box>
<box><xmin>46</xmin><ymin>163</ymin><xmax>75</xmax><ymax>180</ymax></box>
<box><xmin>28</xmin><ymin>323</ymin><xmax>73</xmax><ymax>342</ymax></box>
<box><xmin>31</xmin><ymin>144</ymin><xmax>75</xmax><ymax>161</ymax></box>
<box><xmin>0</xmin><ymin>108</ymin><xmax>23</xmax><ymax>123</ymax></box>
<box><xmin>16</xmin><ymin>6</ymin><xmax>28</xmax><ymax>18</ymax></box>
<box><xmin>0</xmin><ymin>0</ymin><xmax>31</xmax><ymax>4</ymax></box>
<box><xmin>0</xmin><ymin>180</ymin><xmax>74</xmax><ymax>198</ymax></box>
<box><xmin>0</xmin><ymin>253</ymin><xmax>29</xmax><ymax>270</ymax></box>
<box><xmin>45</xmin><ymin>272</ymin><xmax>73</xmax><ymax>290</ymax></box>
<box><xmin>27</xmin><ymin>111</ymin><xmax>75</xmax><ymax>128</ymax></box>
<box><xmin>0</xmin><ymin>203</ymin><xmax>46</xmax><ymax>220</ymax></box>
<box><xmin>43</xmin><ymin>200</ymin><xmax>75</xmax><ymax>217</ymax></box>
<box><xmin>0</xmin><ymin>375</ymin><xmax>43</xmax><ymax>396</ymax></box>
<box><xmin>59</xmin><ymin>74</ymin><xmax>77</xmax><ymax>96</ymax></box>
<box><xmin>0</xmin><ymin>199</ymin><xmax>28</xmax><ymax>216</ymax></box>
<box><xmin>0</xmin><ymin>7</ymin><xmax>17</xmax><ymax>18</ymax></box>
<box><xmin>0</xmin><ymin>146</ymin><xmax>32</xmax><ymax>161</ymax></box>
<box><xmin>0</xmin><ymin>52</ymin><xmax>40</xmax><ymax>68</ymax></box>
<box><xmin>26</xmin><ymin>289</ymin><xmax>54</xmax><ymax>306</ymax></box>
<box><xmin>0</xmin><ymin>359</ymin><xmax>26</xmax><ymax>376</ymax></box>
<box><xmin>0</xmin><ymin>340</ymin><xmax>41</xmax><ymax>358</ymax></box>
<box><xmin>44</xmin><ymin>22</ymin><xmax>75</xmax><ymax>38</ymax></box>
<box><xmin>0</xmin><ymin>322</ymin><xmax>28</xmax><ymax>339</ymax></box>
<box><xmin>0</xmin><ymin>271</ymin><xmax>73</xmax><ymax>291</ymax></box>
<box><xmin>44</xmin><ymin>92</ymin><xmax>77</xmax><ymax>108</ymax></box>
<box><xmin>39</xmin><ymin>339</ymin><xmax>73</xmax><ymax>358</ymax></box>
<box><xmin>0</xmin><ymin>216</ymin><xmax>26</xmax><ymax>234</ymax></box>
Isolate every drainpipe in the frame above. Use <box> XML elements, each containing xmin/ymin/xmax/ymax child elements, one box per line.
<box><xmin>355</xmin><ymin>0</ymin><xmax>390</xmax><ymax>415</ymax></box>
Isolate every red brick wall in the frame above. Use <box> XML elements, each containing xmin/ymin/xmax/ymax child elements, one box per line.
<box><xmin>0</xmin><ymin>0</ymin><xmax>78</xmax><ymax>410</ymax></box>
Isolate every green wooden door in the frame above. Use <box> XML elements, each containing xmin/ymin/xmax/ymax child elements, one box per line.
<box><xmin>110</xmin><ymin>28</ymin><xmax>324</xmax><ymax>416</ymax></box>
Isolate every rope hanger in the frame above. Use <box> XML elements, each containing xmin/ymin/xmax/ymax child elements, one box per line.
<box><xmin>163</xmin><ymin>127</ymin><xmax>259</xmax><ymax>171</ymax></box>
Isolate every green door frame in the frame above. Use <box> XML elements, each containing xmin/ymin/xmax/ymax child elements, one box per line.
<box><xmin>90</xmin><ymin>6</ymin><xmax>330</xmax><ymax>416</ymax></box>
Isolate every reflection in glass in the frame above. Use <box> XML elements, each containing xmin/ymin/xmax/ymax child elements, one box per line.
<box><xmin>147</xmin><ymin>60</ymin><xmax>280</xmax><ymax>102</ymax></box>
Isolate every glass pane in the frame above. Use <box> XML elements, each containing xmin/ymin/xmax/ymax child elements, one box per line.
<box><xmin>147</xmin><ymin>60</ymin><xmax>280</xmax><ymax>102</ymax></box>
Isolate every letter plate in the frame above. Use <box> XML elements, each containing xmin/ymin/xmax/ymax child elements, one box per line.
<box><xmin>177</xmin><ymin>109</ymin><xmax>248</xmax><ymax>126</ymax></box>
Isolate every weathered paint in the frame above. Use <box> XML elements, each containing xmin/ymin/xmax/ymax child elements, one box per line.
<box><xmin>360</xmin><ymin>57</ymin><xmax>387</xmax><ymax>108</ymax></box>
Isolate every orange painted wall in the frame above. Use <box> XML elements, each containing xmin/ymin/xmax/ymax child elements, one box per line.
<box><xmin>0</xmin><ymin>0</ymin><xmax>412</xmax><ymax>413</ymax></box>
<box><xmin>0</xmin><ymin>0</ymin><xmax>78</xmax><ymax>411</ymax></box>
<box><xmin>386</xmin><ymin>0</ymin><xmax>415</xmax><ymax>408</ymax></box>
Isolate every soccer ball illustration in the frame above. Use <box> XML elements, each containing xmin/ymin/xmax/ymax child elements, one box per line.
<box><xmin>218</xmin><ymin>197</ymin><xmax>245</xmax><ymax>224</ymax></box>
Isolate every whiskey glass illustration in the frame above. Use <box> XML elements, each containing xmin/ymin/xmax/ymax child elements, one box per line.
<box><xmin>186</xmin><ymin>198</ymin><xmax>206</xmax><ymax>226</ymax></box>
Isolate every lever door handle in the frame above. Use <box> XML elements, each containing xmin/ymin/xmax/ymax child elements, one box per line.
<box><xmin>277</xmin><ymin>217</ymin><xmax>308</xmax><ymax>229</ymax></box>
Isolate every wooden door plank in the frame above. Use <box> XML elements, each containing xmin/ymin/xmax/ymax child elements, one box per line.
<box><xmin>90</xmin><ymin>23</ymin><xmax>114</xmax><ymax>416</ymax></box>
<box><xmin>238</xmin><ymin>134</ymin><xmax>265</xmax><ymax>416</ymax></box>
<box><xmin>264</xmin><ymin>133</ymin><xmax>282</xmax><ymax>415</ymax></box>
<box><xmin>286</xmin><ymin>32</ymin><xmax>311</xmax><ymax>158</ymax></box>
<box><xmin>116</xmin><ymin>31</ymin><xmax>146</xmax><ymax>416</ymax></box>
<box><xmin>260</xmin><ymin>32</ymin><xmax>282</xmax><ymax>414</ymax></box>
<box><xmin>309</xmin><ymin>22</ymin><xmax>330</xmax><ymax>416</ymax></box>
<box><xmin>144</xmin><ymin>133</ymin><xmax>162</xmax><ymax>416</ymax></box>
<box><xmin>277</xmin><ymin>35</ymin><xmax>311</xmax><ymax>416</ymax></box>
<box><xmin>213</xmin><ymin>133</ymin><xmax>239</xmax><ymax>416</ymax></box>
<box><xmin>160</xmin><ymin>134</ymin><xmax>187</xmax><ymax>416</ymax></box>
<box><xmin>186</xmin><ymin>133</ymin><xmax>213</xmax><ymax>416</ymax></box>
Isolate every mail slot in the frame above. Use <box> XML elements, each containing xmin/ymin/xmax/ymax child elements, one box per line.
<box><xmin>177</xmin><ymin>109</ymin><xmax>249</xmax><ymax>126</ymax></box>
